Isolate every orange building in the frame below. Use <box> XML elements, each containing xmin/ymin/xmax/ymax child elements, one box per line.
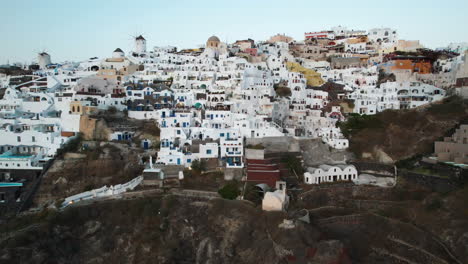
<box><xmin>389</xmin><ymin>59</ymin><xmax>432</xmax><ymax>74</ymax></box>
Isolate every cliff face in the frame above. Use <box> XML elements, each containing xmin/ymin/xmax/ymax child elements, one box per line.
<box><xmin>0</xmin><ymin>197</ymin><xmax>351</xmax><ymax>264</ymax></box>
<box><xmin>2</xmin><ymin>182</ymin><xmax>467</xmax><ymax>264</ymax></box>
<box><xmin>79</xmin><ymin>116</ymin><xmax>111</xmax><ymax>141</ymax></box>
<box><xmin>341</xmin><ymin>96</ymin><xmax>468</xmax><ymax>163</ymax></box>
<box><xmin>34</xmin><ymin>142</ymin><xmax>144</xmax><ymax>207</ymax></box>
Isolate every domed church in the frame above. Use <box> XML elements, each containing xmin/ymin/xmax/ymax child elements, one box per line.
<box><xmin>206</xmin><ymin>35</ymin><xmax>220</xmax><ymax>49</ymax></box>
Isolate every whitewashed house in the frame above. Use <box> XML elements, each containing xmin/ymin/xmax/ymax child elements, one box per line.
<box><xmin>304</xmin><ymin>164</ymin><xmax>358</xmax><ymax>184</ymax></box>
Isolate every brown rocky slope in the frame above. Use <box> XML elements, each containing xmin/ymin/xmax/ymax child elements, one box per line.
<box><xmin>0</xmin><ymin>196</ymin><xmax>352</xmax><ymax>264</ymax></box>
<box><xmin>340</xmin><ymin>96</ymin><xmax>468</xmax><ymax>163</ymax></box>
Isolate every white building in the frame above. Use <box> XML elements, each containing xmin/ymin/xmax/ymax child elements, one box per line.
<box><xmin>304</xmin><ymin>164</ymin><xmax>358</xmax><ymax>184</ymax></box>
<box><xmin>262</xmin><ymin>181</ymin><xmax>289</xmax><ymax>211</ymax></box>
<box><xmin>368</xmin><ymin>28</ymin><xmax>398</xmax><ymax>44</ymax></box>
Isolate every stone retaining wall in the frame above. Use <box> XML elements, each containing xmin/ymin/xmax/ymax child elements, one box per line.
<box><xmin>398</xmin><ymin>170</ymin><xmax>460</xmax><ymax>193</ymax></box>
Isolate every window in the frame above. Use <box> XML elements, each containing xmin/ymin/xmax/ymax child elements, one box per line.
<box><xmin>17</xmin><ymin>136</ymin><xmax>21</xmax><ymax>142</ymax></box>
<box><xmin>206</xmin><ymin>149</ymin><xmax>212</xmax><ymax>154</ymax></box>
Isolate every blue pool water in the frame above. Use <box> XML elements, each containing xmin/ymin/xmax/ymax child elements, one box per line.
<box><xmin>0</xmin><ymin>182</ymin><xmax>23</xmax><ymax>187</ymax></box>
<box><xmin>0</xmin><ymin>153</ymin><xmax>32</xmax><ymax>159</ymax></box>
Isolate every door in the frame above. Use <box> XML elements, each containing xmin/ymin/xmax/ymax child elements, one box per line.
<box><xmin>117</xmin><ymin>134</ymin><xmax>122</xmax><ymax>141</ymax></box>
<box><xmin>177</xmin><ymin>158</ymin><xmax>181</xmax><ymax>165</ymax></box>
<box><xmin>143</xmin><ymin>141</ymin><xmax>149</xmax><ymax>149</ymax></box>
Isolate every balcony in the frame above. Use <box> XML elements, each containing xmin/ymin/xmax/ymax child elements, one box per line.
<box><xmin>226</xmin><ymin>151</ymin><xmax>242</xmax><ymax>156</ymax></box>
<box><xmin>226</xmin><ymin>162</ymin><xmax>243</xmax><ymax>168</ymax></box>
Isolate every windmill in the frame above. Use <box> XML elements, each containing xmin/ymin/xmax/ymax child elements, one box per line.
<box><xmin>127</xmin><ymin>30</ymin><xmax>148</xmax><ymax>55</ymax></box>
<box><xmin>32</xmin><ymin>48</ymin><xmax>51</xmax><ymax>69</ymax></box>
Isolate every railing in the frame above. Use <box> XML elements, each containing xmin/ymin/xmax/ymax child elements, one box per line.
<box><xmin>61</xmin><ymin>176</ymin><xmax>143</xmax><ymax>208</ymax></box>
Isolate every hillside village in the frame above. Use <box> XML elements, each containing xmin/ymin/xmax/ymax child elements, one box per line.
<box><xmin>1</xmin><ymin>27</ymin><xmax>468</xmax><ymax>263</ymax></box>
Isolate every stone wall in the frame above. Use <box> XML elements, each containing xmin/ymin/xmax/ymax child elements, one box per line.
<box><xmin>245</xmin><ymin>148</ymin><xmax>265</xmax><ymax>160</ymax></box>
<box><xmin>17</xmin><ymin>159</ymin><xmax>54</xmax><ymax>214</ymax></box>
<box><xmin>420</xmin><ymin>160</ymin><xmax>468</xmax><ymax>183</ymax></box>
<box><xmin>351</xmin><ymin>162</ymin><xmax>395</xmax><ymax>177</ymax></box>
<box><xmin>79</xmin><ymin>116</ymin><xmax>110</xmax><ymax>141</ymax></box>
<box><xmin>398</xmin><ymin>170</ymin><xmax>460</xmax><ymax>193</ymax></box>
<box><xmin>224</xmin><ymin>168</ymin><xmax>243</xmax><ymax>181</ymax></box>
<box><xmin>246</xmin><ymin>136</ymin><xmax>300</xmax><ymax>153</ymax></box>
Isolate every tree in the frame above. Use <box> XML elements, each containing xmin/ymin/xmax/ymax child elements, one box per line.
<box><xmin>56</xmin><ymin>133</ymin><xmax>83</xmax><ymax>158</ymax></box>
<box><xmin>191</xmin><ymin>159</ymin><xmax>206</xmax><ymax>174</ymax></box>
<box><xmin>218</xmin><ymin>181</ymin><xmax>240</xmax><ymax>200</ymax></box>
<box><xmin>282</xmin><ymin>154</ymin><xmax>304</xmax><ymax>175</ymax></box>
<box><xmin>107</xmin><ymin>106</ymin><xmax>117</xmax><ymax>115</ymax></box>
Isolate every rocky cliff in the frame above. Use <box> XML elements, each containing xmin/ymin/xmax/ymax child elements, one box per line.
<box><xmin>0</xmin><ymin>197</ymin><xmax>352</xmax><ymax>264</ymax></box>
<box><xmin>340</xmin><ymin>96</ymin><xmax>468</xmax><ymax>163</ymax></box>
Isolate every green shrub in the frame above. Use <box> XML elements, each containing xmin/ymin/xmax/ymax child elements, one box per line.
<box><xmin>83</xmin><ymin>184</ymin><xmax>95</xmax><ymax>192</ymax></box>
<box><xmin>275</xmin><ymin>86</ymin><xmax>292</xmax><ymax>97</ymax></box>
<box><xmin>246</xmin><ymin>144</ymin><xmax>265</xmax><ymax>150</ymax></box>
<box><xmin>56</xmin><ymin>133</ymin><xmax>83</xmax><ymax>157</ymax></box>
<box><xmin>282</xmin><ymin>154</ymin><xmax>304</xmax><ymax>175</ymax></box>
<box><xmin>427</xmin><ymin>96</ymin><xmax>467</xmax><ymax>117</ymax></box>
<box><xmin>218</xmin><ymin>181</ymin><xmax>240</xmax><ymax>200</ymax></box>
<box><xmin>107</xmin><ymin>106</ymin><xmax>117</xmax><ymax>115</ymax></box>
<box><xmin>395</xmin><ymin>154</ymin><xmax>423</xmax><ymax>169</ymax></box>
<box><xmin>425</xmin><ymin>198</ymin><xmax>443</xmax><ymax>211</ymax></box>
<box><xmin>339</xmin><ymin>114</ymin><xmax>383</xmax><ymax>137</ymax></box>
<box><xmin>191</xmin><ymin>159</ymin><xmax>207</xmax><ymax>174</ymax></box>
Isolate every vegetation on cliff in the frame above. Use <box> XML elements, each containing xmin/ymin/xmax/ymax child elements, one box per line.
<box><xmin>339</xmin><ymin>96</ymin><xmax>468</xmax><ymax>162</ymax></box>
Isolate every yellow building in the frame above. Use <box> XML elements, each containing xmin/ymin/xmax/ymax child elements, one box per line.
<box><xmin>286</xmin><ymin>62</ymin><xmax>325</xmax><ymax>86</ymax></box>
<box><xmin>70</xmin><ymin>101</ymin><xmax>98</xmax><ymax>115</ymax></box>
<box><xmin>97</xmin><ymin>58</ymin><xmax>138</xmax><ymax>82</ymax></box>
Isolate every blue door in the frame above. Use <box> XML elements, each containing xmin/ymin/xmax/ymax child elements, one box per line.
<box><xmin>177</xmin><ymin>158</ymin><xmax>181</xmax><ymax>165</ymax></box>
<box><xmin>143</xmin><ymin>141</ymin><xmax>149</xmax><ymax>149</ymax></box>
<box><xmin>117</xmin><ymin>134</ymin><xmax>122</xmax><ymax>140</ymax></box>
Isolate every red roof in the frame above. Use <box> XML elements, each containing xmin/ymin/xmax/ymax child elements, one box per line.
<box><xmin>246</xmin><ymin>158</ymin><xmax>281</xmax><ymax>187</ymax></box>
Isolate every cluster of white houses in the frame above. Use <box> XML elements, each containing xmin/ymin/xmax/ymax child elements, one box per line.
<box><xmin>1</xmin><ymin>27</ymin><xmax>461</xmax><ymax>186</ymax></box>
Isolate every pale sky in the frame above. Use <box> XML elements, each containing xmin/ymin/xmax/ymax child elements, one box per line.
<box><xmin>1</xmin><ymin>0</ymin><xmax>467</xmax><ymax>64</ymax></box>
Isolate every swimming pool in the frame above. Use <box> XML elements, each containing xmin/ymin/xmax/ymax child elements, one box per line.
<box><xmin>0</xmin><ymin>182</ymin><xmax>23</xmax><ymax>187</ymax></box>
